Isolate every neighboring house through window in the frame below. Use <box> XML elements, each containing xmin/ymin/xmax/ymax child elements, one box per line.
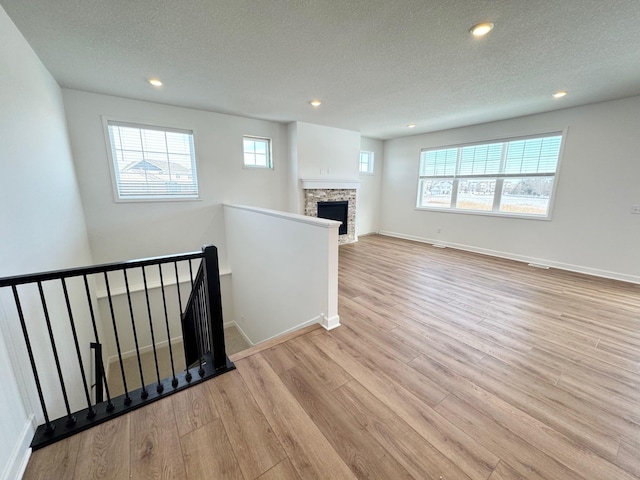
<box><xmin>106</xmin><ymin>121</ymin><xmax>199</xmax><ymax>201</ymax></box>
<box><xmin>417</xmin><ymin>133</ymin><xmax>563</xmax><ymax>218</ymax></box>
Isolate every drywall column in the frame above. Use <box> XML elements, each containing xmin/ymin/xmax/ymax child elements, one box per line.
<box><xmin>224</xmin><ymin>204</ymin><xmax>340</xmax><ymax>345</ymax></box>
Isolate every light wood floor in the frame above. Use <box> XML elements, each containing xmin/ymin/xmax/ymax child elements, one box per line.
<box><xmin>23</xmin><ymin>235</ymin><xmax>640</xmax><ymax>479</ymax></box>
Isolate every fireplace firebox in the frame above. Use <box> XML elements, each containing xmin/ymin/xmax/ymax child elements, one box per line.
<box><xmin>317</xmin><ymin>201</ymin><xmax>348</xmax><ymax>235</ymax></box>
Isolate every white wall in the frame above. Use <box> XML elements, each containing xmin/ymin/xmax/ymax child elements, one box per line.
<box><xmin>381</xmin><ymin>96</ymin><xmax>640</xmax><ymax>282</ymax></box>
<box><xmin>224</xmin><ymin>204</ymin><xmax>340</xmax><ymax>345</ymax></box>
<box><xmin>295</xmin><ymin>122</ymin><xmax>361</xmax><ymax>180</ymax></box>
<box><xmin>0</xmin><ymin>6</ymin><xmax>97</xmax><ymax>477</ymax></box>
<box><xmin>0</xmin><ymin>319</ymin><xmax>30</xmax><ymax>480</ymax></box>
<box><xmin>357</xmin><ymin>137</ymin><xmax>384</xmax><ymax>235</ymax></box>
<box><xmin>289</xmin><ymin>121</ymin><xmax>361</xmax><ymax>214</ymax></box>
<box><xmin>62</xmin><ymin>89</ymin><xmax>290</xmax><ymax>270</ymax></box>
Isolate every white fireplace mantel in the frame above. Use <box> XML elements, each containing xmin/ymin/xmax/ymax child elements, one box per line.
<box><xmin>300</xmin><ymin>178</ymin><xmax>361</xmax><ymax>190</ymax></box>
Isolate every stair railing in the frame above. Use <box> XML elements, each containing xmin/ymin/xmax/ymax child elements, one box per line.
<box><xmin>0</xmin><ymin>244</ymin><xmax>234</xmax><ymax>450</ymax></box>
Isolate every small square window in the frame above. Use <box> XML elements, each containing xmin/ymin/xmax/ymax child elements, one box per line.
<box><xmin>359</xmin><ymin>151</ymin><xmax>374</xmax><ymax>174</ymax></box>
<box><xmin>243</xmin><ymin>136</ymin><xmax>272</xmax><ymax>168</ymax></box>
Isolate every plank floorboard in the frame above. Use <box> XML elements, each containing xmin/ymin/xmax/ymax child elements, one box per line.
<box><xmin>171</xmin><ymin>382</ymin><xmax>219</xmax><ymax>438</ymax></box>
<box><xmin>410</xmin><ymin>354</ymin><xmax>638</xmax><ymax>480</ymax></box>
<box><xmin>617</xmin><ymin>441</ymin><xmax>640</xmax><ymax>477</ymax></box>
<box><xmin>130</xmin><ymin>397</ymin><xmax>187</xmax><ymax>479</ymax></box>
<box><xmin>312</xmin><ymin>333</ymin><xmax>500</xmax><ymax>480</ymax></box>
<box><xmin>334</xmin><ymin>380</ymin><xmax>474</xmax><ymax>480</ymax></box>
<box><xmin>22</xmin><ymin>433</ymin><xmax>80</xmax><ymax>480</ymax></box>
<box><xmin>180</xmin><ymin>419</ymin><xmax>244</xmax><ymax>480</ymax></box>
<box><xmin>255</xmin><ymin>458</ymin><xmax>301</xmax><ymax>480</ymax></box>
<box><xmin>207</xmin><ymin>369</ymin><xmax>287</xmax><ymax>480</ymax></box>
<box><xmin>72</xmin><ymin>414</ymin><xmax>130</xmax><ymax>480</ymax></box>
<box><xmin>285</xmin><ymin>336</ymin><xmax>353</xmax><ymax>391</ymax></box>
<box><xmin>237</xmin><ymin>354</ymin><xmax>357</xmax><ymax>480</ymax></box>
<box><xmin>278</xmin><ymin>365</ymin><xmax>414</xmax><ymax>479</ymax></box>
<box><xmin>435</xmin><ymin>395</ymin><xmax>586</xmax><ymax>480</ymax></box>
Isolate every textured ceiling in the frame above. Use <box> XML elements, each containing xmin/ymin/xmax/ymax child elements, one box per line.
<box><xmin>3</xmin><ymin>0</ymin><xmax>640</xmax><ymax>139</ymax></box>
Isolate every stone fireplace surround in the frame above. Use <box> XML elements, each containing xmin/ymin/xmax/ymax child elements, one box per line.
<box><xmin>301</xmin><ymin>179</ymin><xmax>360</xmax><ymax>245</ymax></box>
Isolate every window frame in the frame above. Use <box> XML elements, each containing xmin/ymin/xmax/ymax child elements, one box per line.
<box><xmin>359</xmin><ymin>150</ymin><xmax>375</xmax><ymax>175</ymax></box>
<box><xmin>415</xmin><ymin>131</ymin><xmax>565</xmax><ymax>220</ymax></box>
<box><xmin>103</xmin><ymin>117</ymin><xmax>201</xmax><ymax>203</ymax></box>
<box><xmin>242</xmin><ymin>135</ymin><xmax>273</xmax><ymax>169</ymax></box>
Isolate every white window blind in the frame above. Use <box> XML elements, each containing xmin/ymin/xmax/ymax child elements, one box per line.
<box><xmin>417</xmin><ymin>133</ymin><xmax>562</xmax><ymax>218</ymax></box>
<box><xmin>107</xmin><ymin>121</ymin><xmax>199</xmax><ymax>200</ymax></box>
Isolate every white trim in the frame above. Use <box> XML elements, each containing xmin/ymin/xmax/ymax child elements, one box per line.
<box><xmin>1</xmin><ymin>415</ymin><xmax>34</xmax><ymax>480</ymax></box>
<box><xmin>252</xmin><ymin>315</ymin><xmax>325</xmax><ymax>345</ymax></box>
<box><xmin>96</xmin><ymin>270</ymin><xmax>231</xmax><ymax>298</ymax></box>
<box><xmin>320</xmin><ymin>314</ymin><xmax>341</xmax><ymax>330</ymax></box>
<box><xmin>224</xmin><ymin>321</ymin><xmax>254</xmax><ymax>347</ymax></box>
<box><xmin>106</xmin><ymin>335</ymin><xmax>183</xmax><ymax>369</ymax></box>
<box><xmin>415</xmin><ymin>130</ymin><xmax>566</xmax><ymax>221</ymax></box>
<box><xmin>101</xmin><ymin>116</ymin><xmax>201</xmax><ymax>203</ymax></box>
<box><xmin>242</xmin><ymin>135</ymin><xmax>273</xmax><ymax>170</ymax></box>
<box><xmin>224</xmin><ymin>204</ymin><xmax>340</xmax><ymax>229</ymax></box>
<box><xmin>300</xmin><ymin>179</ymin><xmax>361</xmax><ymax>190</ymax></box>
<box><xmin>379</xmin><ymin>231</ymin><xmax>640</xmax><ymax>285</ymax></box>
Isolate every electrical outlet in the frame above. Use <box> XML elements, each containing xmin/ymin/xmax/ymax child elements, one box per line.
<box><xmin>632</xmin><ymin>205</ymin><xmax>640</xmax><ymax>214</ymax></box>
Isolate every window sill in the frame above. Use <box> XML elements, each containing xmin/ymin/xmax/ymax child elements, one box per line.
<box><xmin>113</xmin><ymin>196</ymin><xmax>202</xmax><ymax>204</ymax></box>
<box><xmin>414</xmin><ymin>206</ymin><xmax>552</xmax><ymax>221</ymax></box>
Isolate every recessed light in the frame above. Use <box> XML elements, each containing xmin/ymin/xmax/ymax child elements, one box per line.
<box><xmin>408</xmin><ymin>123</ymin><xmax>416</xmax><ymax>129</ymax></box>
<box><xmin>470</xmin><ymin>22</ymin><xmax>494</xmax><ymax>37</ymax></box>
<box><xmin>148</xmin><ymin>78</ymin><xmax>163</xmax><ymax>87</ymax></box>
<box><xmin>552</xmin><ymin>91</ymin><xmax>567</xmax><ymax>98</ymax></box>
<box><xmin>310</xmin><ymin>100</ymin><xmax>322</xmax><ymax>107</ymax></box>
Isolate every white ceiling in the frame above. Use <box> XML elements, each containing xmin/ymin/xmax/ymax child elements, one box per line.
<box><xmin>3</xmin><ymin>0</ymin><xmax>640</xmax><ymax>140</ymax></box>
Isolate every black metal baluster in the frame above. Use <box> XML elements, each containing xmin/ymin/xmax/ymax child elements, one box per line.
<box><xmin>104</xmin><ymin>272</ymin><xmax>131</xmax><ymax>405</ymax></box>
<box><xmin>11</xmin><ymin>286</ymin><xmax>54</xmax><ymax>434</ymax></box>
<box><xmin>188</xmin><ymin>259</ymin><xmax>194</xmax><ymax>288</ymax></box>
<box><xmin>83</xmin><ymin>275</ymin><xmax>112</xmax><ymax>410</ymax></box>
<box><xmin>123</xmin><ymin>270</ymin><xmax>147</xmax><ymax>399</ymax></box>
<box><xmin>193</xmin><ymin>285</ymin><xmax>205</xmax><ymax>377</ymax></box>
<box><xmin>158</xmin><ymin>264</ymin><xmax>178</xmax><ymax>387</ymax></box>
<box><xmin>199</xmin><ymin>284</ymin><xmax>210</xmax><ymax>354</ymax></box>
<box><xmin>60</xmin><ymin>278</ymin><xmax>94</xmax><ymax>419</ymax></box>
<box><xmin>37</xmin><ymin>281</ymin><xmax>76</xmax><ymax>427</ymax></box>
<box><xmin>142</xmin><ymin>266</ymin><xmax>162</xmax><ymax>393</ymax></box>
<box><xmin>174</xmin><ymin>261</ymin><xmax>191</xmax><ymax>382</ymax></box>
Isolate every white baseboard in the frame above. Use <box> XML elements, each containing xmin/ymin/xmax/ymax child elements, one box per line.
<box><xmin>320</xmin><ymin>314</ymin><xmax>341</xmax><ymax>330</ymax></box>
<box><xmin>106</xmin><ymin>335</ymin><xmax>183</xmax><ymax>374</ymax></box>
<box><xmin>224</xmin><ymin>321</ymin><xmax>254</xmax><ymax>347</ymax></box>
<box><xmin>1</xmin><ymin>415</ymin><xmax>34</xmax><ymax>480</ymax></box>
<box><xmin>379</xmin><ymin>230</ymin><xmax>640</xmax><ymax>285</ymax></box>
<box><xmin>252</xmin><ymin>315</ymin><xmax>324</xmax><ymax>345</ymax></box>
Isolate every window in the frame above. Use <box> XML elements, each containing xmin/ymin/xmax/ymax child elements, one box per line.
<box><xmin>359</xmin><ymin>151</ymin><xmax>374</xmax><ymax>174</ymax></box>
<box><xmin>243</xmin><ymin>136</ymin><xmax>272</xmax><ymax>168</ymax></box>
<box><xmin>106</xmin><ymin>121</ymin><xmax>199</xmax><ymax>200</ymax></box>
<box><xmin>417</xmin><ymin>133</ymin><xmax>562</xmax><ymax>218</ymax></box>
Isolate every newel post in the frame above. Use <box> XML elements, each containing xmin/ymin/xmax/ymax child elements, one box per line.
<box><xmin>202</xmin><ymin>245</ymin><xmax>228</xmax><ymax>370</ymax></box>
